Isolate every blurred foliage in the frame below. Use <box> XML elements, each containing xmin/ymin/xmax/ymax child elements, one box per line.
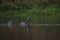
<box><xmin>0</xmin><ymin>2</ymin><xmax>60</xmax><ymax>24</ymax></box>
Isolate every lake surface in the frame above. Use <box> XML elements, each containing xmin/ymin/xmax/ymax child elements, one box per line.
<box><xmin>0</xmin><ymin>26</ymin><xmax>60</xmax><ymax>40</ymax></box>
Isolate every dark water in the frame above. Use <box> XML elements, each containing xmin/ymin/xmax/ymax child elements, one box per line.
<box><xmin>0</xmin><ymin>26</ymin><xmax>60</xmax><ymax>40</ymax></box>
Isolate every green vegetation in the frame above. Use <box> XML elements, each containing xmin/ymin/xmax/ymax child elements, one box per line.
<box><xmin>0</xmin><ymin>3</ymin><xmax>60</xmax><ymax>24</ymax></box>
